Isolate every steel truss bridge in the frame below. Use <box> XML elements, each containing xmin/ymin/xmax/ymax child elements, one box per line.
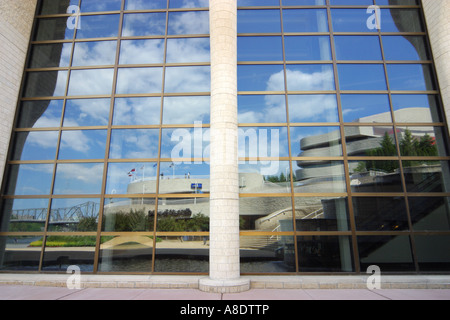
<box><xmin>11</xmin><ymin>201</ymin><xmax>99</xmax><ymax>224</ymax></box>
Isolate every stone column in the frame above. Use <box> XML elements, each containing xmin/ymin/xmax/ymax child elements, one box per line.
<box><xmin>422</xmin><ymin>0</ymin><xmax>450</xmax><ymax>123</ymax></box>
<box><xmin>199</xmin><ymin>0</ymin><xmax>249</xmax><ymax>293</ymax></box>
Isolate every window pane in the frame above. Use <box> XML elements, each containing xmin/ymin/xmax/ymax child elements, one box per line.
<box><xmin>344</xmin><ymin>126</ymin><xmax>397</xmax><ymax>157</ymax></box>
<box><xmin>415</xmin><ymin>235</ymin><xmax>450</xmax><ymax>272</ymax></box>
<box><xmin>168</xmin><ymin>11</ymin><xmax>210</xmax><ymax>35</ymax></box>
<box><xmin>80</xmin><ymin>0</ymin><xmax>122</xmax><ymax>12</ymax></box>
<box><xmin>238</xmin><ymin>95</ymin><xmax>287</xmax><ymax>124</ymax></box>
<box><xmin>238</xmin><ymin>36</ymin><xmax>283</xmax><ymax>62</ymax></box>
<box><xmin>53</xmin><ymin>163</ymin><xmax>104</xmax><ymax>195</ymax></box>
<box><xmin>154</xmin><ymin>235</ymin><xmax>209</xmax><ymax>273</ymax></box>
<box><xmin>283</xmin><ymin>9</ymin><xmax>328</xmax><ymax>33</ymax></box>
<box><xmin>238</xmin><ymin>65</ymin><xmax>285</xmax><ymax>92</ymax></box>
<box><xmin>120</xmin><ymin>39</ymin><xmax>165</xmax><ymax>65</ymax></box>
<box><xmin>293</xmin><ymin>161</ymin><xmax>347</xmax><ymax>193</ymax></box>
<box><xmin>42</xmin><ymin>236</ymin><xmax>95</xmax><ymax>272</ymax></box>
<box><xmin>297</xmin><ymin>236</ymin><xmax>354</xmax><ymax>272</ymax></box>
<box><xmin>109</xmin><ymin>129</ymin><xmax>160</xmax><ymax>159</ymax></box>
<box><xmin>239</xmin><ymin>197</ymin><xmax>293</xmax><ymax>231</ymax></box>
<box><xmin>0</xmin><ymin>236</ymin><xmax>41</xmax><ymax>271</ymax></box>
<box><xmin>113</xmin><ymin>97</ymin><xmax>161</xmax><ymax>126</ymax></box>
<box><xmin>58</xmin><ymin>130</ymin><xmax>107</xmax><ymax>160</ymax></box>
<box><xmin>352</xmin><ymin>197</ymin><xmax>408</xmax><ymax>231</ymax></box>
<box><xmin>28</xmin><ymin>43</ymin><xmax>72</xmax><ymax>68</ymax></box>
<box><xmin>16</xmin><ymin>100</ymin><xmax>64</xmax><ymax>129</ymax></box>
<box><xmin>238</xmin><ymin>161</ymin><xmax>291</xmax><ymax>194</ymax></box>
<box><xmin>68</xmin><ymin>69</ymin><xmax>114</xmax><ymax>96</ymax></box>
<box><xmin>387</xmin><ymin>64</ymin><xmax>436</xmax><ymax>91</ymax></box>
<box><xmin>163</xmin><ymin>96</ymin><xmax>210</xmax><ymax>125</ymax></box>
<box><xmin>284</xmin><ymin>36</ymin><xmax>331</xmax><ymax>61</ymax></box>
<box><xmin>295</xmin><ymin>196</ymin><xmax>350</xmax><ymax>232</ymax></box>
<box><xmin>164</xmin><ymin>66</ymin><xmax>210</xmax><ymax>93</ymax></box>
<box><xmin>105</xmin><ymin>162</ymin><xmax>158</xmax><ymax>195</ymax></box>
<box><xmin>166</xmin><ymin>38</ymin><xmax>210</xmax><ymax>63</ymax></box>
<box><xmin>23</xmin><ymin>71</ymin><xmax>68</xmax><ymax>98</ymax></box>
<box><xmin>122</xmin><ymin>13</ymin><xmax>166</xmax><ymax>37</ymax></box>
<box><xmin>102</xmin><ymin>199</ymin><xmax>155</xmax><ymax>232</ymax></box>
<box><xmin>72</xmin><ymin>41</ymin><xmax>117</xmax><ymax>67</ymax></box>
<box><xmin>63</xmin><ymin>99</ymin><xmax>111</xmax><ymax>127</ymax></box>
<box><xmin>286</xmin><ymin>65</ymin><xmax>335</xmax><ymax>91</ymax></box>
<box><xmin>1</xmin><ymin>199</ymin><xmax>48</xmax><ymax>232</ymax></box>
<box><xmin>392</xmin><ymin>95</ymin><xmax>443</xmax><ymax>123</ymax></box>
<box><xmin>348</xmin><ymin>160</ymin><xmax>403</xmax><ymax>193</ymax></box>
<box><xmin>75</xmin><ymin>14</ymin><xmax>120</xmax><ymax>39</ymax></box>
<box><xmin>33</xmin><ymin>18</ymin><xmax>74</xmax><ymax>41</ymax></box>
<box><xmin>291</xmin><ymin>126</ymin><xmax>342</xmax><ymax>157</ymax></box>
<box><xmin>403</xmin><ymin>161</ymin><xmax>450</xmax><ymax>193</ymax></box>
<box><xmin>48</xmin><ymin>198</ymin><xmax>100</xmax><ymax>232</ymax></box>
<box><xmin>161</xmin><ymin>128</ymin><xmax>210</xmax><ymax>159</ymax></box>
<box><xmin>341</xmin><ymin>94</ymin><xmax>391</xmax><ymax>123</ymax></box>
<box><xmin>4</xmin><ymin>164</ymin><xmax>54</xmax><ymax>196</ymax></box>
<box><xmin>238</xmin><ymin>9</ymin><xmax>281</xmax><ymax>33</ymax></box>
<box><xmin>116</xmin><ymin>68</ymin><xmax>163</xmax><ymax>94</ymax></box>
<box><xmin>334</xmin><ymin>36</ymin><xmax>382</xmax><ymax>61</ymax></box>
<box><xmin>10</xmin><ymin>131</ymin><xmax>59</xmax><ymax>161</ymax></box>
<box><xmin>409</xmin><ymin>197</ymin><xmax>450</xmax><ymax>231</ymax></box>
<box><xmin>241</xmin><ymin>235</ymin><xmax>296</xmax><ymax>273</ymax></box>
<box><xmin>338</xmin><ymin>64</ymin><xmax>387</xmax><ymax>91</ymax></box>
<box><xmin>238</xmin><ymin>126</ymin><xmax>290</xmax><ymax>158</ymax></box>
<box><xmin>288</xmin><ymin>95</ymin><xmax>338</xmax><ymax>123</ymax></box>
<box><xmin>358</xmin><ymin>236</ymin><xmax>415</xmax><ymax>272</ymax></box>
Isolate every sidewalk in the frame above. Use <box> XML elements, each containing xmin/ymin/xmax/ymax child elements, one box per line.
<box><xmin>1</xmin><ymin>274</ymin><xmax>450</xmax><ymax>300</ymax></box>
<box><xmin>1</xmin><ymin>285</ymin><xmax>450</xmax><ymax>300</ymax></box>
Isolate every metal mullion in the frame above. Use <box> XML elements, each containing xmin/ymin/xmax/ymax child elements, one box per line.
<box><xmin>325</xmin><ymin>0</ymin><xmax>360</xmax><ymax>274</ymax></box>
<box><xmin>378</xmin><ymin>16</ymin><xmax>420</xmax><ymax>273</ymax></box>
<box><xmin>37</xmin><ymin>9</ymin><xmax>80</xmax><ymax>272</ymax></box>
<box><xmin>93</xmin><ymin>0</ymin><xmax>125</xmax><ymax>274</ymax></box>
<box><xmin>150</xmin><ymin>1</ymin><xmax>170</xmax><ymax>274</ymax></box>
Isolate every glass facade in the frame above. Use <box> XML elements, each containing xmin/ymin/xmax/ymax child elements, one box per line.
<box><xmin>0</xmin><ymin>0</ymin><xmax>449</xmax><ymax>275</ymax></box>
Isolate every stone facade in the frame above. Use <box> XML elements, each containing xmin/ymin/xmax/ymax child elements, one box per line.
<box><xmin>0</xmin><ymin>0</ymin><xmax>38</xmax><ymax>187</ymax></box>
<box><xmin>422</xmin><ymin>0</ymin><xmax>450</xmax><ymax>124</ymax></box>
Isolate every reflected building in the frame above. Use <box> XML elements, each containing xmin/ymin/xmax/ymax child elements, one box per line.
<box><xmin>0</xmin><ymin>0</ymin><xmax>450</xmax><ymax>282</ymax></box>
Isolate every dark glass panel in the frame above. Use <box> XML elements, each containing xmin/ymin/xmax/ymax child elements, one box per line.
<box><xmin>294</xmin><ymin>196</ymin><xmax>350</xmax><ymax>231</ymax></box>
<box><xmin>239</xmin><ymin>197</ymin><xmax>293</xmax><ymax>231</ymax></box>
<box><xmin>352</xmin><ymin>197</ymin><xmax>408</xmax><ymax>231</ymax></box>
<box><xmin>297</xmin><ymin>236</ymin><xmax>354</xmax><ymax>272</ymax></box>
<box><xmin>23</xmin><ymin>71</ymin><xmax>68</xmax><ymax>98</ymax></box>
<box><xmin>28</xmin><ymin>43</ymin><xmax>72</xmax><ymax>68</ymax></box>
<box><xmin>240</xmin><ymin>235</ymin><xmax>296</xmax><ymax>273</ymax></box>
<box><xmin>42</xmin><ymin>236</ymin><xmax>96</xmax><ymax>271</ymax></box>
<box><xmin>403</xmin><ymin>161</ymin><xmax>450</xmax><ymax>193</ymax></box>
<box><xmin>16</xmin><ymin>100</ymin><xmax>64</xmax><ymax>129</ymax></box>
<box><xmin>415</xmin><ymin>235</ymin><xmax>450</xmax><ymax>272</ymax></box>
<box><xmin>357</xmin><ymin>236</ymin><xmax>415</xmax><ymax>272</ymax></box>
<box><xmin>0</xmin><ymin>236</ymin><xmax>42</xmax><ymax>271</ymax></box>
<box><xmin>409</xmin><ymin>197</ymin><xmax>450</xmax><ymax>231</ymax></box>
<box><xmin>33</xmin><ymin>18</ymin><xmax>74</xmax><ymax>41</ymax></box>
<box><xmin>348</xmin><ymin>160</ymin><xmax>403</xmax><ymax>193</ymax></box>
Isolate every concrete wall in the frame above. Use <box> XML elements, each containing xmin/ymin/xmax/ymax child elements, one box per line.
<box><xmin>0</xmin><ymin>0</ymin><xmax>38</xmax><ymax>186</ymax></box>
<box><xmin>422</xmin><ymin>0</ymin><xmax>450</xmax><ymax>125</ymax></box>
